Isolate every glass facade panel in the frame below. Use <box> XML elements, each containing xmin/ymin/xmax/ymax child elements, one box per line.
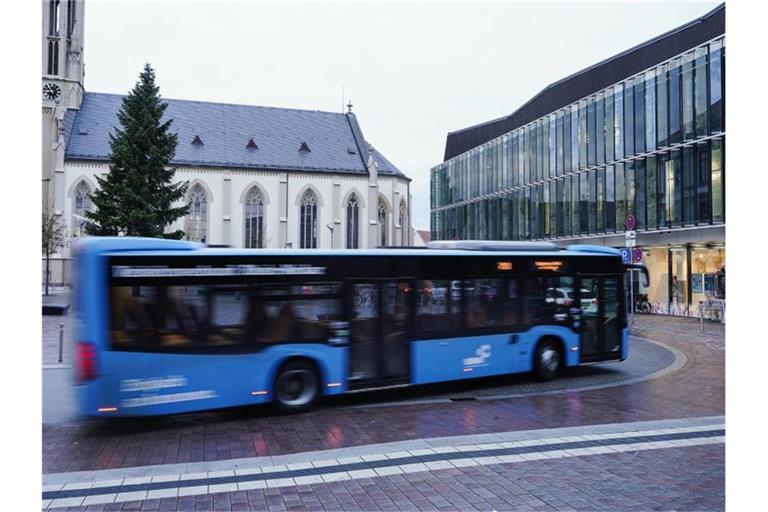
<box><xmin>587</xmin><ymin>97</ymin><xmax>596</xmax><ymax>167</ymax></box>
<box><xmin>712</xmin><ymin>138</ymin><xmax>723</xmax><ymax>223</ymax></box>
<box><xmin>694</xmin><ymin>46</ymin><xmax>708</xmax><ymax>137</ymax></box>
<box><xmin>683</xmin><ymin>145</ymin><xmax>695</xmax><ymax>225</ymax></box>
<box><xmin>605</xmin><ymin>91</ymin><xmax>614</xmax><ymax>162</ymax></box>
<box><xmin>537</xmin><ymin>121</ymin><xmax>544</xmax><ymax>181</ymax></box>
<box><xmin>615</xmin><ymin>162</ymin><xmax>626</xmax><ymax>229</ymax></box>
<box><xmin>588</xmin><ymin>169</ymin><xmax>597</xmax><ymax>234</ymax></box>
<box><xmin>579</xmin><ymin>101</ymin><xmax>587</xmax><ymax>170</ymax></box>
<box><xmin>563</xmin><ymin>176</ymin><xmax>571</xmax><ymax>237</ymax></box>
<box><xmin>635</xmin><ymin>159</ymin><xmax>646</xmax><ymax>230</ymax></box>
<box><xmin>657</xmin><ymin>152</ymin><xmax>669</xmax><ymax>227</ymax></box>
<box><xmin>623</xmin><ymin>81</ymin><xmax>634</xmax><ymax>156</ymax></box>
<box><xmin>668</xmin><ymin>59</ymin><xmax>682</xmax><ymax>144</ymax></box>
<box><xmin>556</xmin><ymin>178</ymin><xmax>564</xmax><ymax>237</ymax></box>
<box><xmin>709</xmin><ymin>40</ymin><xmax>723</xmax><ymax>133</ymax></box>
<box><xmin>614</xmin><ymin>85</ymin><xmax>624</xmax><ymax>159</ymax></box>
<box><xmin>657</xmin><ymin>64</ymin><xmax>668</xmax><ymax>147</ymax></box>
<box><xmin>596</xmin><ymin>167</ymin><xmax>605</xmax><ymax>233</ymax></box>
<box><xmin>697</xmin><ymin>141</ymin><xmax>711</xmax><ymax>224</ymax></box>
<box><xmin>647</xmin><ymin>155</ymin><xmax>657</xmax><ymax>229</ymax></box>
<box><xmin>549</xmin><ymin>181</ymin><xmax>557</xmax><ymax>236</ymax></box>
<box><xmin>571</xmin><ymin>175</ymin><xmax>579</xmax><ymax>235</ymax></box>
<box><xmin>549</xmin><ymin>114</ymin><xmax>557</xmax><ymax>177</ymax></box>
<box><xmin>682</xmin><ymin>52</ymin><xmax>695</xmax><ymax>140</ymax></box>
<box><xmin>556</xmin><ymin>111</ymin><xmax>564</xmax><ymax>175</ymax></box>
<box><xmin>543</xmin><ymin>183</ymin><xmax>550</xmax><ymax>238</ymax></box>
<box><xmin>645</xmin><ymin>71</ymin><xmax>656</xmax><ymax>152</ymax></box>
<box><xmin>596</xmin><ymin>93</ymin><xmax>605</xmax><ymax>166</ymax></box>
<box><xmin>670</xmin><ymin>149</ymin><xmax>682</xmax><ymax>226</ymax></box>
<box><xmin>634</xmin><ymin>76</ymin><xmax>645</xmax><ymax>154</ymax></box>
<box><xmin>606</xmin><ymin>165</ymin><xmax>616</xmax><ymax>232</ymax></box>
<box><xmin>571</xmin><ymin>105</ymin><xmax>580</xmax><ymax>172</ymax></box>
<box><xmin>563</xmin><ymin>110</ymin><xmax>572</xmax><ymax>172</ymax></box>
<box><xmin>579</xmin><ymin>172</ymin><xmax>588</xmax><ymax>235</ymax></box>
<box><xmin>626</xmin><ymin>161</ymin><xmax>635</xmax><ymax>223</ymax></box>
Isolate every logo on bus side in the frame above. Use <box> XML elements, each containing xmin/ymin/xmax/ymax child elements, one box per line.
<box><xmin>463</xmin><ymin>344</ymin><xmax>492</xmax><ymax>367</ymax></box>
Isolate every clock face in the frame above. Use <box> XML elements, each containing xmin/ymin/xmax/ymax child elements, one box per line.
<box><xmin>42</xmin><ymin>83</ymin><xmax>61</xmax><ymax>101</ymax></box>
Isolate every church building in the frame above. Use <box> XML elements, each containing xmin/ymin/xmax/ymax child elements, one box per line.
<box><xmin>42</xmin><ymin>1</ymin><xmax>413</xmax><ymax>283</ymax></box>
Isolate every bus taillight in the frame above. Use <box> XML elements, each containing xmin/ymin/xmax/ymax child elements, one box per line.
<box><xmin>76</xmin><ymin>342</ymin><xmax>97</xmax><ymax>383</ymax></box>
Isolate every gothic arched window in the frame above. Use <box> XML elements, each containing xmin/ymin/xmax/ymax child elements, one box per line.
<box><xmin>244</xmin><ymin>187</ymin><xmax>265</xmax><ymax>248</ymax></box>
<box><xmin>300</xmin><ymin>189</ymin><xmax>318</xmax><ymax>249</ymax></box>
<box><xmin>72</xmin><ymin>181</ymin><xmax>91</xmax><ymax>238</ymax></box>
<box><xmin>186</xmin><ymin>184</ymin><xmax>208</xmax><ymax>243</ymax></box>
<box><xmin>399</xmin><ymin>200</ymin><xmax>407</xmax><ymax>246</ymax></box>
<box><xmin>377</xmin><ymin>198</ymin><xmax>388</xmax><ymax>247</ymax></box>
<box><xmin>346</xmin><ymin>194</ymin><xmax>359</xmax><ymax>249</ymax></box>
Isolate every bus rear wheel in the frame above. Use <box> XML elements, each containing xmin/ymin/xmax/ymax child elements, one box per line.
<box><xmin>534</xmin><ymin>339</ymin><xmax>562</xmax><ymax>381</ymax></box>
<box><xmin>273</xmin><ymin>359</ymin><xmax>320</xmax><ymax>413</ymax></box>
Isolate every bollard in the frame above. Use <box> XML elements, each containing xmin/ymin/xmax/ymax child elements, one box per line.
<box><xmin>58</xmin><ymin>322</ymin><xmax>64</xmax><ymax>363</ymax></box>
<box><xmin>700</xmin><ymin>301</ymin><xmax>704</xmax><ymax>332</ymax></box>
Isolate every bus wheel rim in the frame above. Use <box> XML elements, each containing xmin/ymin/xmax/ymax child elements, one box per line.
<box><xmin>276</xmin><ymin>369</ymin><xmax>316</xmax><ymax>406</ymax></box>
<box><xmin>540</xmin><ymin>348</ymin><xmax>559</xmax><ymax>372</ymax></box>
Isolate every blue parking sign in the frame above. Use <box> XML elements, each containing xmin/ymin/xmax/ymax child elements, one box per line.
<box><xmin>620</xmin><ymin>248</ymin><xmax>631</xmax><ymax>264</ymax></box>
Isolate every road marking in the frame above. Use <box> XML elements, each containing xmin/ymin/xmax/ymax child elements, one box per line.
<box><xmin>43</xmin><ymin>417</ymin><xmax>725</xmax><ymax>509</ymax></box>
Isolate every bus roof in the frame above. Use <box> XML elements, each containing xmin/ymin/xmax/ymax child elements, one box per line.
<box><xmin>75</xmin><ymin>237</ymin><xmax>621</xmax><ymax>259</ymax></box>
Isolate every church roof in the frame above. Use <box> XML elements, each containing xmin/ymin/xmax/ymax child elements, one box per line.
<box><xmin>63</xmin><ymin>92</ymin><xmax>408</xmax><ymax>179</ymax></box>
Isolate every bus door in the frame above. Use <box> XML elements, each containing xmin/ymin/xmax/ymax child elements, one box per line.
<box><xmin>347</xmin><ymin>281</ymin><xmax>412</xmax><ymax>388</ymax></box>
<box><xmin>578</xmin><ymin>275</ymin><xmax>623</xmax><ymax>361</ymax></box>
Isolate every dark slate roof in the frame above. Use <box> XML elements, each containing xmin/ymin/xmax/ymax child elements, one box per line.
<box><xmin>443</xmin><ymin>3</ymin><xmax>725</xmax><ymax>161</ymax></box>
<box><xmin>64</xmin><ymin>92</ymin><xmax>407</xmax><ymax>179</ymax></box>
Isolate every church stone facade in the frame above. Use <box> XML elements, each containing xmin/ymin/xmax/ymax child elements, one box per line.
<box><xmin>42</xmin><ymin>1</ymin><xmax>412</xmax><ymax>285</ymax></box>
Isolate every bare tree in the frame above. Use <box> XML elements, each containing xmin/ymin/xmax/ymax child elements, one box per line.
<box><xmin>42</xmin><ymin>206</ymin><xmax>68</xmax><ymax>296</ymax></box>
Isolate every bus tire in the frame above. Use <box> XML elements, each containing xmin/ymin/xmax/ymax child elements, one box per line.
<box><xmin>273</xmin><ymin>359</ymin><xmax>320</xmax><ymax>413</ymax></box>
<box><xmin>534</xmin><ymin>338</ymin><xmax>562</xmax><ymax>381</ymax></box>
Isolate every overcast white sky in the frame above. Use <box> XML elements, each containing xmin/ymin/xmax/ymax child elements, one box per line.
<box><xmin>82</xmin><ymin>0</ymin><xmax>718</xmax><ymax>230</ymax></box>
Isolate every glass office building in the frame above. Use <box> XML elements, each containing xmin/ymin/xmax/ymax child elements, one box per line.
<box><xmin>430</xmin><ymin>4</ymin><xmax>725</xmax><ymax>316</ymax></box>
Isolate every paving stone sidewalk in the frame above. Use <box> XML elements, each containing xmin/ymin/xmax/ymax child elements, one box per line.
<box><xmin>50</xmin><ymin>443</ymin><xmax>724</xmax><ymax>512</ymax></box>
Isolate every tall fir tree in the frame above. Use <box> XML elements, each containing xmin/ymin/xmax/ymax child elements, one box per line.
<box><xmin>86</xmin><ymin>64</ymin><xmax>189</xmax><ymax>238</ymax></box>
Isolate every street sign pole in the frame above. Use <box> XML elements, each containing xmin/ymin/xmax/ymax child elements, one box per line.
<box><xmin>630</xmin><ymin>269</ymin><xmax>634</xmax><ymax>325</ymax></box>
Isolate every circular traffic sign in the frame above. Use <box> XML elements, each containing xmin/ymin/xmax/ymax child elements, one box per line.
<box><xmin>632</xmin><ymin>248</ymin><xmax>643</xmax><ymax>263</ymax></box>
<box><xmin>625</xmin><ymin>214</ymin><xmax>636</xmax><ymax>231</ymax></box>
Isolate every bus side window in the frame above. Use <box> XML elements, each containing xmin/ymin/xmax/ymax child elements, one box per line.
<box><xmin>415</xmin><ymin>280</ymin><xmax>461</xmax><ymax>334</ymax></box>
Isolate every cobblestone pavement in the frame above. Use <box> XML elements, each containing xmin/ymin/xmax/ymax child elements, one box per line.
<box><xmin>42</xmin><ymin>315</ymin><xmax>724</xmax><ymax>474</ymax></box>
<box><xmin>47</xmin><ymin>438</ymin><xmax>724</xmax><ymax>511</ymax></box>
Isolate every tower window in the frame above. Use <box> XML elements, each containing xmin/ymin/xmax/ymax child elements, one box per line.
<box><xmin>67</xmin><ymin>0</ymin><xmax>76</xmax><ymax>39</ymax></box>
<box><xmin>49</xmin><ymin>0</ymin><xmax>61</xmax><ymax>36</ymax></box>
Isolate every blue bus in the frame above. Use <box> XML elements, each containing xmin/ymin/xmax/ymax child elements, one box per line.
<box><xmin>72</xmin><ymin>237</ymin><xmax>645</xmax><ymax>416</ymax></box>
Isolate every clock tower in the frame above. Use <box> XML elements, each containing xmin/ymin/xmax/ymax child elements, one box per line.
<box><xmin>42</xmin><ymin>0</ymin><xmax>85</xmax><ymax>215</ymax></box>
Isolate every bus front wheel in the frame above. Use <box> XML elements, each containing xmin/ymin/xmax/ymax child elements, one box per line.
<box><xmin>534</xmin><ymin>339</ymin><xmax>562</xmax><ymax>381</ymax></box>
<box><xmin>273</xmin><ymin>359</ymin><xmax>320</xmax><ymax>413</ymax></box>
